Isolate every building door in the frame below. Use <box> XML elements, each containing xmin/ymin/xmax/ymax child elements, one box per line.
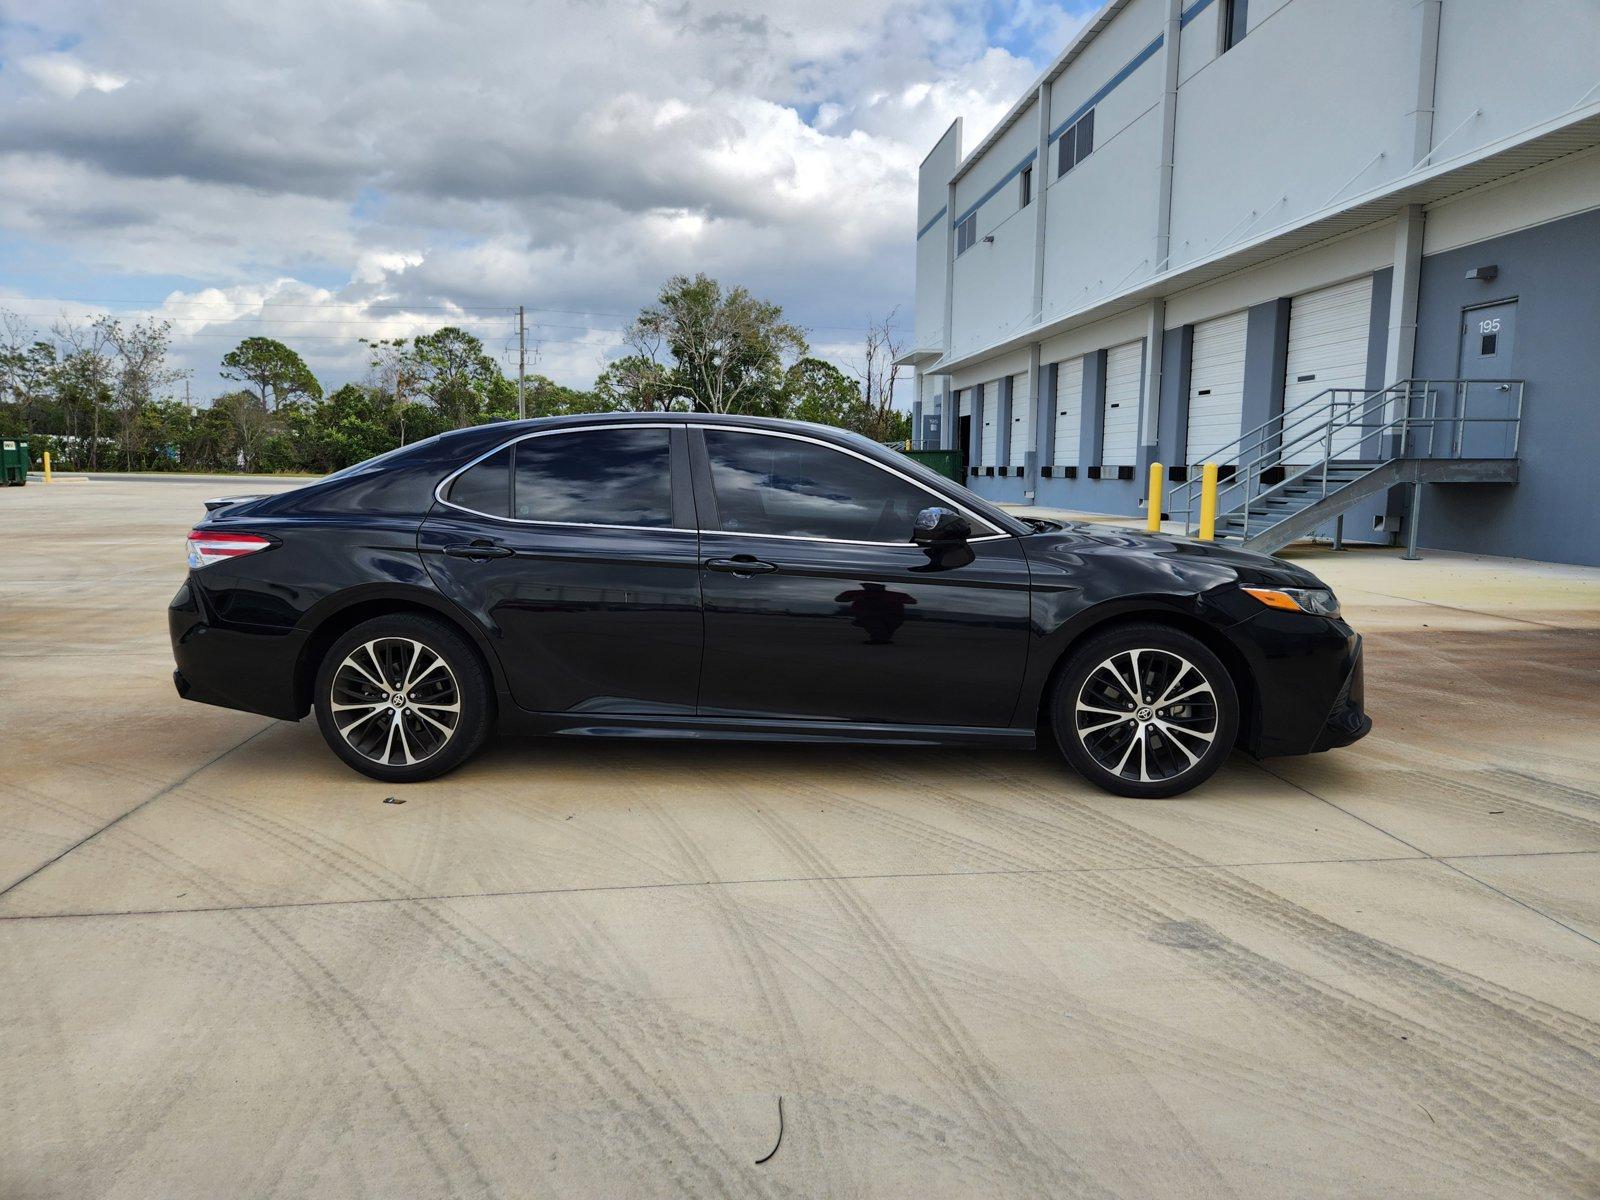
<box><xmin>1186</xmin><ymin>311</ymin><xmax>1248</xmax><ymax>464</ymax></box>
<box><xmin>1052</xmin><ymin>356</ymin><xmax>1083</xmax><ymax>468</ymax></box>
<box><xmin>1101</xmin><ymin>341</ymin><xmax>1142</xmax><ymax>467</ymax></box>
<box><xmin>958</xmin><ymin>389</ymin><xmax>973</xmax><ymax>471</ymax></box>
<box><xmin>1455</xmin><ymin>300</ymin><xmax>1519</xmax><ymax>459</ymax></box>
<box><xmin>1282</xmin><ymin>277</ymin><xmax>1373</xmax><ymax>461</ymax></box>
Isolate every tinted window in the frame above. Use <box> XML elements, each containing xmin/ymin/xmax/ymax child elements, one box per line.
<box><xmin>512</xmin><ymin>427</ymin><xmax>673</xmax><ymax>526</ymax></box>
<box><xmin>448</xmin><ymin>447</ymin><xmax>512</xmax><ymax>517</ymax></box>
<box><xmin>1058</xmin><ymin>110</ymin><xmax>1094</xmax><ymax>176</ymax></box>
<box><xmin>705</xmin><ymin>430</ymin><xmax>949</xmax><ymax>543</ymax></box>
<box><xmin>956</xmin><ymin>213</ymin><xmax>976</xmax><ymax>254</ymax></box>
<box><xmin>1222</xmin><ymin>0</ymin><xmax>1248</xmax><ymax>51</ymax></box>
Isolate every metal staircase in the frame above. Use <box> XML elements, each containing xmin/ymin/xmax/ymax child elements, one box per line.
<box><xmin>1168</xmin><ymin>378</ymin><xmax>1525</xmax><ymax>556</ymax></box>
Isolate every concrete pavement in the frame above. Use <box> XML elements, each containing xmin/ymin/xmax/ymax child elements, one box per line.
<box><xmin>3</xmin><ymin>477</ymin><xmax>1599</xmax><ymax>1198</ymax></box>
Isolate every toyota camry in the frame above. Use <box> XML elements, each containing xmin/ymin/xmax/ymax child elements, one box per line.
<box><xmin>170</xmin><ymin>413</ymin><xmax>1369</xmax><ymax>797</ymax></box>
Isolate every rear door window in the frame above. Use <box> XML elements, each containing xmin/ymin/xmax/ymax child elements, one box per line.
<box><xmin>513</xmin><ymin>428</ymin><xmax>674</xmax><ymax>527</ymax></box>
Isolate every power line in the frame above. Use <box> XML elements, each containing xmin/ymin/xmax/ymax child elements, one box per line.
<box><xmin>0</xmin><ymin>295</ymin><xmax>903</xmax><ymax>332</ymax></box>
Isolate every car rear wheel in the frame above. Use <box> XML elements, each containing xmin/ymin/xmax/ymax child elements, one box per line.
<box><xmin>1049</xmin><ymin>623</ymin><xmax>1239</xmax><ymax>799</ymax></box>
<box><xmin>313</xmin><ymin>614</ymin><xmax>493</xmax><ymax>782</ymax></box>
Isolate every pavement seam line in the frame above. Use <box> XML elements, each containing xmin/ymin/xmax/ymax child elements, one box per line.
<box><xmin>1348</xmin><ymin>585</ymin><xmax>1584</xmax><ymax>631</ymax></box>
<box><xmin>0</xmin><ymin>722</ymin><xmax>276</xmax><ymax>902</ymax></box>
<box><xmin>1253</xmin><ymin>761</ymin><xmax>1600</xmax><ymax>953</ymax></box>
<box><xmin>10</xmin><ymin>847</ymin><xmax>1600</xmax><ymax>924</ymax></box>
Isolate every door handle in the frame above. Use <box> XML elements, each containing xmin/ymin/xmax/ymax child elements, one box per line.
<box><xmin>705</xmin><ymin>556</ymin><xmax>777</xmax><ymax>576</ymax></box>
<box><xmin>444</xmin><ymin>542</ymin><xmax>514</xmax><ymax>560</ymax></box>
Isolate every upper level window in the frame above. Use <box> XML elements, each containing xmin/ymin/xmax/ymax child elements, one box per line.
<box><xmin>1057</xmin><ymin>109</ymin><xmax>1095</xmax><ymax>177</ymax></box>
<box><xmin>1221</xmin><ymin>0</ymin><xmax>1248</xmax><ymax>52</ymax></box>
<box><xmin>703</xmin><ymin>430</ymin><xmax>980</xmax><ymax>543</ymax></box>
<box><xmin>449</xmin><ymin>427</ymin><xmax>674</xmax><ymax>527</ymax></box>
<box><xmin>956</xmin><ymin>213</ymin><xmax>977</xmax><ymax>254</ymax></box>
<box><xmin>1019</xmin><ymin>165</ymin><xmax>1033</xmax><ymax>209</ymax></box>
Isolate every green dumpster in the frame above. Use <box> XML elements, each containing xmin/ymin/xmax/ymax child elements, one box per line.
<box><xmin>901</xmin><ymin>448</ymin><xmax>964</xmax><ymax>483</ymax></box>
<box><xmin>1</xmin><ymin>436</ymin><xmax>28</xmax><ymax>486</ymax></box>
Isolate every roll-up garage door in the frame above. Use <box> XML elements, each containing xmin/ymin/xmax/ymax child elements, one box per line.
<box><xmin>1101</xmin><ymin>342</ymin><xmax>1142</xmax><ymax>467</ymax></box>
<box><xmin>958</xmin><ymin>389</ymin><xmax>971</xmax><ymax>417</ymax></box>
<box><xmin>979</xmin><ymin>381</ymin><xmax>999</xmax><ymax>466</ymax></box>
<box><xmin>1009</xmin><ymin>372</ymin><xmax>1032</xmax><ymax>467</ymax></box>
<box><xmin>1052</xmin><ymin>356</ymin><xmax>1083</xmax><ymax>466</ymax></box>
<box><xmin>1186</xmin><ymin>310</ymin><xmax>1248</xmax><ymax>463</ymax></box>
<box><xmin>1282</xmin><ymin>277</ymin><xmax>1373</xmax><ymax>461</ymax></box>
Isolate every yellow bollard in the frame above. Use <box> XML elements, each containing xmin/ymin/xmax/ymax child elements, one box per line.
<box><xmin>1146</xmin><ymin>462</ymin><xmax>1164</xmax><ymax>533</ymax></box>
<box><xmin>1198</xmin><ymin>461</ymin><xmax>1219</xmax><ymax>541</ymax></box>
<box><xmin>42</xmin><ymin>450</ymin><xmax>52</xmax><ymax>483</ymax></box>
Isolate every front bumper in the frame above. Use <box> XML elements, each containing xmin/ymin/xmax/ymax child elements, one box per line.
<box><xmin>1312</xmin><ymin>635</ymin><xmax>1371</xmax><ymax>751</ymax></box>
<box><xmin>1226</xmin><ymin>612</ymin><xmax>1371</xmax><ymax>759</ymax></box>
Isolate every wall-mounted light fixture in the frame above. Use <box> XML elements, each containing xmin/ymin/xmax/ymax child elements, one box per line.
<box><xmin>982</xmin><ymin>234</ymin><xmax>995</xmax><ymax>244</ymax></box>
<box><xmin>1465</xmin><ymin>264</ymin><xmax>1499</xmax><ymax>283</ymax></box>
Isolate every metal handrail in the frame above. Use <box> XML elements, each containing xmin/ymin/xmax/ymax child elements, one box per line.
<box><xmin>1169</xmin><ymin>377</ymin><xmax>1525</xmax><ymax>538</ymax></box>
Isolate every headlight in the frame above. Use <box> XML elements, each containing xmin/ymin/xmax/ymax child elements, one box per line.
<box><xmin>1242</xmin><ymin>585</ymin><xmax>1341</xmax><ymax>618</ymax></box>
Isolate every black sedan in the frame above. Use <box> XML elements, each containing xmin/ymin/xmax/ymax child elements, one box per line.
<box><xmin>170</xmin><ymin>413</ymin><xmax>1369</xmax><ymax>797</ymax></box>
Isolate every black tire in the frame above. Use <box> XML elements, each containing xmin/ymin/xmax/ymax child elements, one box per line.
<box><xmin>1048</xmin><ymin>622</ymin><xmax>1239</xmax><ymax>799</ymax></box>
<box><xmin>313</xmin><ymin>613</ymin><xmax>494</xmax><ymax>783</ymax></box>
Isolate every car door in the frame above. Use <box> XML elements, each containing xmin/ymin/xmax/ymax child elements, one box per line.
<box><xmin>419</xmin><ymin>423</ymin><xmax>703</xmax><ymax>715</ymax></box>
<box><xmin>690</xmin><ymin>425</ymin><xmax>1032</xmax><ymax>729</ymax></box>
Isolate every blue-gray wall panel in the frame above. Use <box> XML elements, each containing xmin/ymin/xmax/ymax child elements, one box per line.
<box><xmin>1411</xmin><ymin>206</ymin><xmax>1600</xmax><ymax>566</ymax></box>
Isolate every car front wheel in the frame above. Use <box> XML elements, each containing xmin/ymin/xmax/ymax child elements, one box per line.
<box><xmin>313</xmin><ymin>614</ymin><xmax>493</xmax><ymax>782</ymax></box>
<box><xmin>1050</xmin><ymin>623</ymin><xmax>1239</xmax><ymax>799</ymax></box>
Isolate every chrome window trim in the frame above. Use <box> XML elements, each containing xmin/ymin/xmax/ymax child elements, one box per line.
<box><xmin>432</xmin><ymin>420</ymin><xmax>1013</xmax><ymax>545</ymax></box>
<box><xmin>698</xmin><ymin>424</ymin><xmax>1006</xmax><ymax>545</ymax></box>
<box><xmin>433</xmin><ymin>423</ymin><xmax>692</xmax><ymax>532</ymax></box>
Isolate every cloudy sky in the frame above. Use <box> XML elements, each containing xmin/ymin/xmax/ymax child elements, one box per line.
<box><xmin>0</xmin><ymin>0</ymin><xmax>1091</xmax><ymax>397</ymax></box>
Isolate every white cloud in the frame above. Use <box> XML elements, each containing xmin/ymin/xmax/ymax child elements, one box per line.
<box><xmin>0</xmin><ymin>0</ymin><xmax>1089</xmax><ymax>391</ymax></box>
<box><xmin>17</xmin><ymin>53</ymin><xmax>128</xmax><ymax>99</ymax></box>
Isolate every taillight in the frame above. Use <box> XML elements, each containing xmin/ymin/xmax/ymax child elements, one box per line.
<box><xmin>187</xmin><ymin>530</ymin><xmax>272</xmax><ymax>569</ymax></box>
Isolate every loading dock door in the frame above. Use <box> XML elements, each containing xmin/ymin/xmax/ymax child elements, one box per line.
<box><xmin>1053</xmin><ymin>356</ymin><xmax>1083</xmax><ymax>467</ymax></box>
<box><xmin>1102</xmin><ymin>342</ymin><xmax>1142</xmax><ymax>467</ymax></box>
<box><xmin>1009</xmin><ymin>372</ymin><xmax>1032</xmax><ymax>467</ymax></box>
<box><xmin>1282</xmin><ymin>277</ymin><xmax>1373</xmax><ymax>461</ymax></box>
<box><xmin>1186</xmin><ymin>311</ymin><xmax>1248</xmax><ymax>463</ymax></box>
<box><xmin>979</xmin><ymin>381</ymin><xmax>999</xmax><ymax>467</ymax></box>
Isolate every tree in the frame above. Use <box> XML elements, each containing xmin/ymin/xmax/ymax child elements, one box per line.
<box><xmin>854</xmin><ymin>310</ymin><xmax>908</xmax><ymax>444</ymax></box>
<box><xmin>783</xmin><ymin>357</ymin><xmax>862</xmax><ymax>428</ymax></box>
<box><xmin>102</xmin><ymin>316</ymin><xmax>185</xmax><ymax>470</ymax></box>
<box><xmin>410</xmin><ymin>326</ymin><xmax>500</xmax><ymax>426</ymax></box>
<box><xmin>210</xmin><ymin>390</ymin><xmax>276</xmax><ymax>472</ymax></box>
<box><xmin>0</xmin><ymin>311</ymin><xmax>57</xmax><ymax>432</ymax></box>
<box><xmin>592</xmin><ymin>355</ymin><xmax>679</xmax><ymax>413</ymax></box>
<box><xmin>220</xmin><ymin>336</ymin><xmax>322</xmax><ymax>411</ymax></box>
<box><xmin>627</xmin><ymin>274</ymin><xmax>807</xmax><ymax>415</ymax></box>
<box><xmin>361</xmin><ymin>337</ymin><xmax>424</xmax><ymax>407</ymax></box>
<box><xmin>48</xmin><ymin>316</ymin><xmax>116</xmax><ymax>469</ymax></box>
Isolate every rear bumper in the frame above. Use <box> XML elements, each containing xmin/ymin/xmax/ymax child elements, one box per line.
<box><xmin>169</xmin><ymin>580</ymin><xmax>306</xmax><ymax>721</ymax></box>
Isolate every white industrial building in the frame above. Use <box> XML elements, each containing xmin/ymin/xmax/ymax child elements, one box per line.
<box><xmin>903</xmin><ymin>0</ymin><xmax>1600</xmax><ymax>565</ymax></box>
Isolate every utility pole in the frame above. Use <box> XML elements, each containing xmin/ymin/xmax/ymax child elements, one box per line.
<box><xmin>517</xmin><ymin>305</ymin><xmax>527</xmax><ymax>420</ymax></box>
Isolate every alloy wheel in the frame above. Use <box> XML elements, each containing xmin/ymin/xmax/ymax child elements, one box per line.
<box><xmin>1073</xmin><ymin>648</ymin><xmax>1218</xmax><ymax>785</ymax></box>
<box><xmin>329</xmin><ymin>638</ymin><xmax>461</xmax><ymax>767</ymax></box>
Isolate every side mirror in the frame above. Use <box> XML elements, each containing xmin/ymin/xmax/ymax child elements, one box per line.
<box><xmin>912</xmin><ymin>506</ymin><xmax>972</xmax><ymax>546</ymax></box>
